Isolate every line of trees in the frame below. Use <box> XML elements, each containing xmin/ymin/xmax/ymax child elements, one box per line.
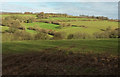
<box><xmin>37</xmin><ymin>12</ymin><xmax>68</xmax><ymax>19</ymax></box>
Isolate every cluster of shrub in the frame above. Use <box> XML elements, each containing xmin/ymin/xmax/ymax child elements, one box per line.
<box><xmin>2</xmin><ymin>30</ymin><xmax>51</xmax><ymax>41</ymax></box>
<box><xmin>37</xmin><ymin>12</ymin><xmax>49</xmax><ymax>19</ymax></box>
<box><xmin>36</xmin><ymin>12</ymin><xmax>114</xmax><ymax>21</ymax></box>
<box><xmin>2</xmin><ymin>16</ymin><xmax>36</xmax><ymax>33</ymax></box>
<box><xmin>38</xmin><ymin>20</ymin><xmax>60</xmax><ymax>25</ymax></box>
<box><xmin>78</xmin><ymin>15</ymin><xmax>109</xmax><ymax>20</ymax></box>
<box><xmin>67</xmin><ymin>32</ymin><xmax>92</xmax><ymax>39</ymax></box>
<box><xmin>3</xmin><ymin>30</ymin><xmax>67</xmax><ymax>41</ymax></box>
<box><xmin>27</xmin><ymin>26</ymin><xmax>55</xmax><ymax>35</ymax></box>
<box><xmin>2</xmin><ymin>27</ymin><xmax>119</xmax><ymax>41</ymax></box>
<box><xmin>93</xmin><ymin>27</ymin><xmax>119</xmax><ymax>38</ymax></box>
<box><xmin>46</xmin><ymin>13</ymin><xmax>68</xmax><ymax>17</ymax></box>
<box><xmin>58</xmin><ymin>23</ymin><xmax>72</xmax><ymax>28</ymax></box>
<box><xmin>2</xmin><ymin>19</ymin><xmax>26</xmax><ymax>33</ymax></box>
<box><xmin>67</xmin><ymin>27</ymin><xmax>119</xmax><ymax>39</ymax></box>
<box><xmin>3</xmin><ymin>25</ymin><xmax>57</xmax><ymax>41</ymax></box>
<box><xmin>2</xmin><ymin>16</ymin><xmax>35</xmax><ymax>25</ymax></box>
<box><xmin>68</xmin><ymin>15</ymin><xmax>111</xmax><ymax>21</ymax></box>
<box><xmin>1</xmin><ymin>15</ymin><xmax>65</xmax><ymax>41</ymax></box>
<box><xmin>38</xmin><ymin>20</ymin><xmax>73</xmax><ymax>28</ymax></box>
<box><xmin>38</xmin><ymin>20</ymin><xmax>88</xmax><ymax>29</ymax></box>
<box><xmin>37</xmin><ymin>12</ymin><xmax>68</xmax><ymax>19</ymax></box>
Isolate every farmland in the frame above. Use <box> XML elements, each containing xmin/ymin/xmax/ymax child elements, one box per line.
<box><xmin>2</xmin><ymin>39</ymin><xmax>118</xmax><ymax>54</ymax></box>
<box><xmin>1</xmin><ymin>13</ymin><xmax>119</xmax><ymax>75</ymax></box>
<box><xmin>22</xmin><ymin>22</ymin><xmax>59</xmax><ymax>30</ymax></box>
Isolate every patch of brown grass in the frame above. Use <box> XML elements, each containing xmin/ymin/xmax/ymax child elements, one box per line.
<box><xmin>2</xmin><ymin>50</ymin><xmax>119</xmax><ymax>75</ymax></box>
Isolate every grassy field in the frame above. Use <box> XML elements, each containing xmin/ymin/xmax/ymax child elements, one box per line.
<box><xmin>22</xmin><ymin>22</ymin><xmax>59</xmax><ymax>30</ymax></box>
<box><xmin>59</xmin><ymin>21</ymin><xmax>118</xmax><ymax>35</ymax></box>
<box><xmin>1</xmin><ymin>26</ymin><xmax>9</xmax><ymax>32</ymax></box>
<box><xmin>38</xmin><ymin>17</ymin><xmax>98</xmax><ymax>21</ymax></box>
<box><xmin>2</xmin><ymin>39</ymin><xmax>118</xmax><ymax>55</ymax></box>
<box><xmin>62</xmin><ymin>21</ymin><xmax>118</xmax><ymax>29</ymax></box>
<box><xmin>1</xmin><ymin>14</ymin><xmax>118</xmax><ymax>35</ymax></box>
<box><xmin>2</xmin><ymin>38</ymin><xmax>119</xmax><ymax>75</ymax></box>
<box><xmin>1</xmin><ymin>20</ymin><xmax>118</xmax><ymax>35</ymax></box>
<box><xmin>22</xmin><ymin>20</ymin><xmax>118</xmax><ymax>36</ymax></box>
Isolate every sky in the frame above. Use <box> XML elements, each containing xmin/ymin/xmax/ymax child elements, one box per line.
<box><xmin>0</xmin><ymin>2</ymin><xmax>118</xmax><ymax>19</ymax></box>
<box><xmin>0</xmin><ymin>0</ymin><xmax>119</xmax><ymax>2</ymax></box>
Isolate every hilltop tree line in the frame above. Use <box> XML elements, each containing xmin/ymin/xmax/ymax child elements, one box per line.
<box><xmin>1</xmin><ymin>12</ymin><xmax>119</xmax><ymax>21</ymax></box>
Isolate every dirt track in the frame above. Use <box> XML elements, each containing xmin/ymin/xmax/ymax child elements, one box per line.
<box><xmin>2</xmin><ymin>51</ymin><xmax>119</xmax><ymax>75</ymax></box>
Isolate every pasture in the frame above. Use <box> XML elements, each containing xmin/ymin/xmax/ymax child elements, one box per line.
<box><xmin>1</xmin><ymin>14</ymin><xmax>119</xmax><ymax>75</ymax></box>
<box><xmin>22</xmin><ymin>22</ymin><xmax>59</xmax><ymax>30</ymax></box>
<box><xmin>2</xmin><ymin>39</ymin><xmax>118</xmax><ymax>55</ymax></box>
<box><xmin>1</xmin><ymin>14</ymin><xmax>118</xmax><ymax>35</ymax></box>
<box><xmin>2</xmin><ymin>39</ymin><xmax>118</xmax><ymax>75</ymax></box>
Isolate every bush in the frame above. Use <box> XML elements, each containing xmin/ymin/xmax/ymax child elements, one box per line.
<box><xmin>2</xmin><ymin>18</ymin><xmax>13</xmax><ymax>27</ymax></box>
<box><xmin>2</xmin><ymin>18</ymin><xmax>21</xmax><ymax>28</ymax></box>
<box><xmin>18</xmin><ymin>26</ymin><xmax>26</xmax><ymax>30</ymax></box>
<box><xmin>3</xmin><ymin>16</ymin><xmax>23</xmax><ymax>23</ymax></box>
<box><xmin>6</xmin><ymin>27</ymin><xmax>18</xmax><ymax>33</ymax></box>
<box><xmin>59</xmin><ymin>23</ymin><xmax>72</xmax><ymax>28</ymax></box>
<box><xmin>13</xmin><ymin>30</ymin><xmax>33</xmax><ymax>40</ymax></box>
<box><xmin>79</xmin><ymin>25</ymin><xmax>87</xmax><ymax>28</ymax></box>
<box><xmin>67</xmin><ymin>32</ymin><xmax>91</xmax><ymax>39</ymax></box>
<box><xmin>2</xmin><ymin>30</ymin><xmax>33</xmax><ymax>41</ymax></box>
<box><xmin>2</xmin><ymin>15</ymin><xmax>36</xmax><ymax>24</ymax></box>
<box><xmin>5</xmin><ymin>20</ymin><xmax>21</xmax><ymax>33</ymax></box>
<box><xmin>34</xmin><ymin>32</ymin><xmax>50</xmax><ymax>40</ymax></box>
<box><xmin>51</xmin><ymin>21</ymin><xmax>60</xmax><ymax>25</ymax></box>
<box><xmin>75</xmin><ymin>32</ymin><xmax>91</xmax><ymax>39</ymax></box>
<box><xmin>53</xmin><ymin>32</ymin><xmax>66</xmax><ymax>40</ymax></box>
<box><xmin>108</xmin><ymin>30</ymin><xmax>118</xmax><ymax>38</ymax></box>
<box><xmin>24</xmin><ymin>17</ymin><xmax>35</xmax><ymax>23</ymax></box>
<box><xmin>93</xmin><ymin>28</ymin><xmax>118</xmax><ymax>38</ymax></box>
<box><xmin>11</xmin><ymin>20</ymin><xmax>21</xmax><ymax>28</ymax></box>
<box><xmin>106</xmin><ymin>26</ymin><xmax>112</xmax><ymax>31</ymax></box>
<box><xmin>93</xmin><ymin>32</ymin><xmax>109</xmax><ymax>38</ymax></box>
<box><xmin>67</xmin><ymin>34</ymin><xmax>74</xmax><ymax>39</ymax></box>
<box><xmin>2</xmin><ymin>33</ymin><xmax>14</xmax><ymax>41</ymax></box>
<box><xmin>95</xmin><ymin>16</ymin><xmax>108</xmax><ymax>20</ymax></box>
<box><xmin>48</xmin><ymin>30</ymin><xmax>56</xmax><ymax>35</ymax></box>
<box><xmin>27</xmin><ymin>27</ymin><xmax>37</xmax><ymax>31</ymax></box>
<box><xmin>37</xmin><ymin>12</ymin><xmax>49</xmax><ymax>19</ymax></box>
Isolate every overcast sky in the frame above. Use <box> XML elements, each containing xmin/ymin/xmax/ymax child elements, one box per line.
<box><xmin>0</xmin><ymin>0</ymin><xmax>119</xmax><ymax>2</ymax></box>
<box><xmin>0</xmin><ymin>2</ymin><xmax>118</xmax><ymax>19</ymax></box>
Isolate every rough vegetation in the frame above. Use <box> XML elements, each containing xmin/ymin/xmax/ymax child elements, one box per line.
<box><xmin>2</xmin><ymin>50</ymin><xmax>119</xmax><ymax>75</ymax></box>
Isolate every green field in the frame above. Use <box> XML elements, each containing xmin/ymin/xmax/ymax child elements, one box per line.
<box><xmin>38</xmin><ymin>17</ymin><xmax>98</xmax><ymax>21</ymax></box>
<box><xmin>22</xmin><ymin>22</ymin><xmax>59</xmax><ymax>30</ymax></box>
<box><xmin>22</xmin><ymin>20</ymin><xmax>118</xmax><ymax>36</ymax></box>
<box><xmin>2</xmin><ymin>39</ymin><xmax>118</xmax><ymax>55</ymax></box>
<box><xmin>59</xmin><ymin>21</ymin><xmax>118</xmax><ymax>35</ymax></box>
<box><xmin>1</xmin><ymin>15</ymin><xmax>118</xmax><ymax>35</ymax></box>
<box><xmin>1</xmin><ymin>26</ymin><xmax>9</xmax><ymax>32</ymax></box>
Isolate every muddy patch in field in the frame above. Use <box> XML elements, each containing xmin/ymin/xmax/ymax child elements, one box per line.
<box><xmin>2</xmin><ymin>51</ymin><xmax>119</xmax><ymax>75</ymax></box>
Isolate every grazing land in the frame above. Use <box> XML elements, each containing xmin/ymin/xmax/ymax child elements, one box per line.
<box><xmin>2</xmin><ymin>39</ymin><xmax>118</xmax><ymax>54</ymax></box>
<box><xmin>1</xmin><ymin>13</ymin><xmax>119</xmax><ymax>75</ymax></box>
